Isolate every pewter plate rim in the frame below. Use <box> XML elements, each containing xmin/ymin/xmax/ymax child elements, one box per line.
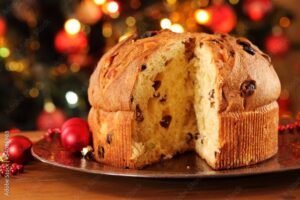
<box><xmin>31</xmin><ymin>134</ymin><xmax>300</xmax><ymax>179</ymax></box>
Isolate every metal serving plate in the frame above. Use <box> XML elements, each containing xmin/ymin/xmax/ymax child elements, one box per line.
<box><xmin>32</xmin><ymin>133</ymin><xmax>300</xmax><ymax>178</ymax></box>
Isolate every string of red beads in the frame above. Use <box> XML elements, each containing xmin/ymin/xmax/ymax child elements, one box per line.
<box><xmin>278</xmin><ymin>121</ymin><xmax>300</xmax><ymax>133</ymax></box>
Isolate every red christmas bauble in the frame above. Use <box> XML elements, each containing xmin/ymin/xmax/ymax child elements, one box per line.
<box><xmin>61</xmin><ymin>118</ymin><xmax>90</xmax><ymax>153</ymax></box>
<box><xmin>9</xmin><ymin>128</ymin><xmax>21</xmax><ymax>133</ymax></box>
<box><xmin>0</xmin><ymin>17</ymin><xmax>6</xmax><ymax>36</ymax></box>
<box><xmin>76</xmin><ymin>0</ymin><xmax>103</xmax><ymax>25</ymax></box>
<box><xmin>265</xmin><ymin>34</ymin><xmax>290</xmax><ymax>56</ymax></box>
<box><xmin>207</xmin><ymin>4</ymin><xmax>237</xmax><ymax>33</ymax></box>
<box><xmin>9</xmin><ymin>135</ymin><xmax>32</xmax><ymax>150</ymax></box>
<box><xmin>54</xmin><ymin>30</ymin><xmax>88</xmax><ymax>54</ymax></box>
<box><xmin>8</xmin><ymin>143</ymin><xmax>24</xmax><ymax>164</ymax></box>
<box><xmin>243</xmin><ymin>0</ymin><xmax>272</xmax><ymax>21</ymax></box>
<box><xmin>36</xmin><ymin>109</ymin><xmax>66</xmax><ymax>130</ymax></box>
<box><xmin>8</xmin><ymin>135</ymin><xmax>32</xmax><ymax>164</ymax></box>
<box><xmin>61</xmin><ymin>117</ymin><xmax>88</xmax><ymax>131</ymax></box>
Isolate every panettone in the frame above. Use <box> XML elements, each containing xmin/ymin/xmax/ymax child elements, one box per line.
<box><xmin>88</xmin><ymin>30</ymin><xmax>281</xmax><ymax>169</ymax></box>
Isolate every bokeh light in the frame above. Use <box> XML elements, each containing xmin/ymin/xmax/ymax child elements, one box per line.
<box><xmin>102</xmin><ymin>22</ymin><xmax>112</xmax><ymax>37</ymax></box>
<box><xmin>0</xmin><ymin>47</ymin><xmax>10</xmax><ymax>58</ymax></box>
<box><xmin>195</xmin><ymin>9</ymin><xmax>210</xmax><ymax>25</ymax></box>
<box><xmin>106</xmin><ymin>1</ymin><xmax>119</xmax><ymax>14</ymax></box>
<box><xmin>160</xmin><ymin>18</ymin><xmax>172</xmax><ymax>29</ymax></box>
<box><xmin>29</xmin><ymin>88</ymin><xmax>39</xmax><ymax>98</ymax></box>
<box><xmin>166</xmin><ymin>0</ymin><xmax>177</xmax><ymax>5</ymax></box>
<box><xmin>126</xmin><ymin>16</ymin><xmax>136</xmax><ymax>27</ymax></box>
<box><xmin>64</xmin><ymin>18</ymin><xmax>81</xmax><ymax>35</ymax></box>
<box><xmin>170</xmin><ymin>24</ymin><xmax>184</xmax><ymax>33</ymax></box>
<box><xmin>229</xmin><ymin>0</ymin><xmax>239</xmax><ymax>5</ymax></box>
<box><xmin>279</xmin><ymin>17</ymin><xmax>291</xmax><ymax>28</ymax></box>
<box><xmin>94</xmin><ymin>0</ymin><xmax>106</xmax><ymax>5</ymax></box>
<box><xmin>44</xmin><ymin>101</ymin><xmax>56</xmax><ymax>112</ymax></box>
<box><xmin>65</xmin><ymin>91</ymin><xmax>79</xmax><ymax>105</ymax></box>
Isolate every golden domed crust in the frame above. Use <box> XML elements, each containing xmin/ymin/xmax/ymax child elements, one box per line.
<box><xmin>88</xmin><ymin>30</ymin><xmax>190</xmax><ymax>112</ymax></box>
<box><xmin>194</xmin><ymin>33</ymin><xmax>281</xmax><ymax>112</ymax></box>
<box><xmin>89</xmin><ymin>30</ymin><xmax>281</xmax><ymax>113</ymax></box>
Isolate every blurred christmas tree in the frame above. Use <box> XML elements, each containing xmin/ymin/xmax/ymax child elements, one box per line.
<box><xmin>0</xmin><ymin>0</ymin><xmax>297</xmax><ymax>131</ymax></box>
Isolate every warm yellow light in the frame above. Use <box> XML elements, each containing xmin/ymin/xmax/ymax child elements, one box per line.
<box><xmin>6</xmin><ymin>61</ymin><xmax>25</xmax><ymax>72</ymax></box>
<box><xmin>94</xmin><ymin>0</ymin><xmax>106</xmax><ymax>5</ymax></box>
<box><xmin>44</xmin><ymin>101</ymin><xmax>55</xmax><ymax>112</ymax></box>
<box><xmin>64</xmin><ymin>18</ymin><xmax>81</xmax><ymax>35</ymax></box>
<box><xmin>170</xmin><ymin>24</ymin><xmax>184</xmax><ymax>33</ymax></box>
<box><xmin>229</xmin><ymin>0</ymin><xmax>239</xmax><ymax>5</ymax></box>
<box><xmin>160</xmin><ymin>18</ymin><xmax>172</xmax><ymax>29</ymax></box>
<box><xmin>166</xmin><ymin>0</ymin><xmax>177</xmax><ymax>5</ymax></box>
<box><xmin>195</xmin><ymin>9</ymin><xmax>210</xmax><ymax>25</ymax></box>
<box><xmin>119</xmin><ymin>32</ymin><xmax>134</xmax><ymax>42</ymax></box>
<box><xmin>106</xmin><ymin>1</ymin><xmax>119</xmax><ymax>14</ymax></box>
<box><xmin>126</xmin><ymin>16</ymin><xmax>136</xmax><ymax>27</ymax></box>
<box><xmin>102</xmin><ymin>23</ymin><xmax>112</xmax><ymax>38</ymax></box>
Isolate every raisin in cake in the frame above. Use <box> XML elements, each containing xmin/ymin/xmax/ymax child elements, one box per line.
<box><xmin>88</xmin><ymin>30</ymin><xmax>281</xmax><ymax>169</ymax></box>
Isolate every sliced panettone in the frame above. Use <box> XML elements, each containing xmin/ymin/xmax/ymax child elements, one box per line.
<box><xmin>88</xmin><ymin>30</ymin><xmax>281</xmax><ymax>169</ymax></box>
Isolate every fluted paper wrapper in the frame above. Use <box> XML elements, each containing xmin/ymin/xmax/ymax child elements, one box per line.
<box><xmin>215</xmin><ymin>102</ymin><xmax>279</xmax><ymax>169</ymax></box>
